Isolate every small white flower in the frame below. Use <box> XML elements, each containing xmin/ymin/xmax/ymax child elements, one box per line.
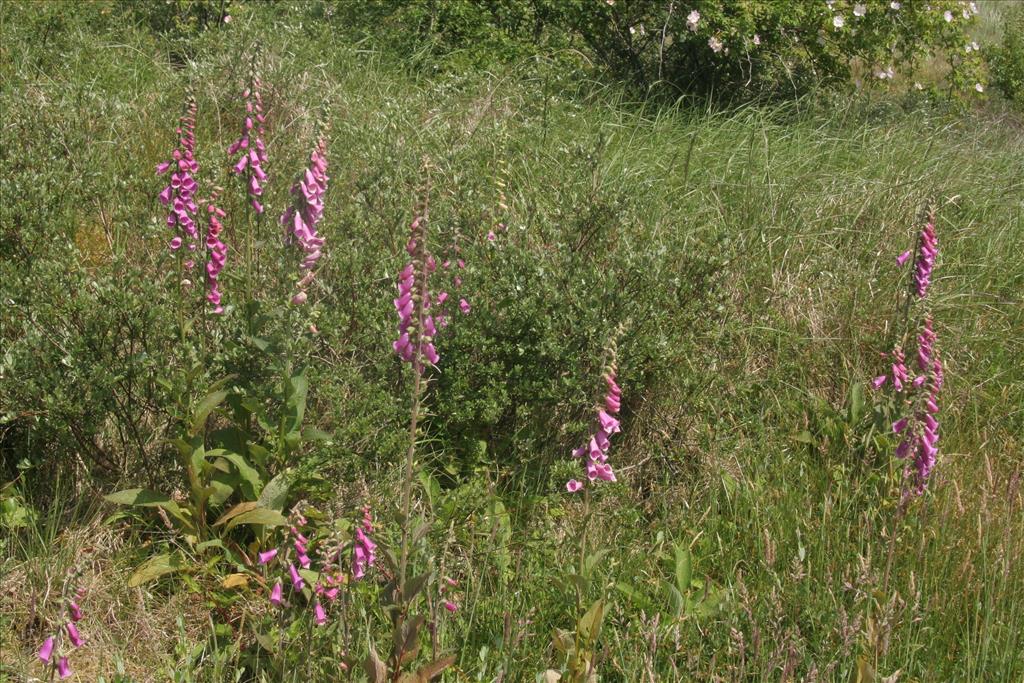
<box><xmin>914</xmin><ymin>82</ymin><xmax>924</xmax><ymax>90</ymax></box>
<box><xmin>708</xmin><ymin>36</ymin><xmax>723</xmax><ymax>53</ymax></box>
<box><xmin>826</xmin><ymin>0</ymin><xmax>835</xmax><ymax>8</ymax></box>
<box><xmin>970</xmin><ymin>2</ymin><xmax>979</xmax><ymax>14</ymax></box>
<box><xmin>971</xmin><ymin>41</ymin><xmax>979</xmax><ymax>51</ymax></box>
<box><xmin>963</xmin><ymin>8</ymin><xmax>970</xmax><ymax>19</ymax></box>
<box><xmin>605</xmin><ymin>0</ymin><xmax>615</xmax><ymax>5</ymax></box>
<box><xmin>943</xmin><ymin>10</ymin><xmax>953</xmax><ymax>22</ymax></box>
<box><xmin>854</xmin><ymin>4</ymin><xmax>866</xmax><ymax>17</ymax></box>
<box><xmin>965</xmin><ymin>43</ymin><xmax>973</xmax><ymax>53</ymax></box>
<box><xmin>753</xmin><ymin>33</ymin><xmax>761</xmax><ymax>46</ymax></box>
<box><xmin>686</xmin><ymin>9</ymin><xmax>700</xmax><ymax>31</ymax></box>
<box><xmin>975</xmin><ymin>82</ymin><xmax>984</xmax><ymax>92</ymax></box>
<box><xmin>833</xmin><ymin>14</ymin><xmax>845</xmax><ymax>28</ymax></box>
<box><xmin>890</xmin><ymin>1</ymin><xmax>901</xmax><ymax>9</ymax></box>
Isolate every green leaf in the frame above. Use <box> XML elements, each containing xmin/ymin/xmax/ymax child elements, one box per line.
<box><xmin>848</xmin><ymin>381</ymin><xmax>865</xmax><ymax>425</ymax></box>
<box><xmin>248</xmin><ymin>443</ymin><xmax>270</xmax><ymax>470</ymax></box>
<box><xmin>212</xmin><ymin>501</ymin><xmax>259</xmax><ymax>527</ymax></box>
<box><xmin>128</xmin><ymin>552</ymin><xmax>186</xmax><ymax>587</ymax></box>
<box><xmin>0</xmin><ymin>496</ymin><xmax>36</xmax><ymax>529</ymax></box>
<box><xmin>300</xmin><ymin>427</ymin><xmax>333</xmax><ymax>443</ymax></box>
<box><xmin>664</xmin><ymin>580</ymin><xmax>685</xmax><ymax>618</ymax></box>
<box><xmin>577</xmin><ymin>599</ymin><xmax>605</xmax><ymax>643</ymax></box>
<box><xmin>792</xmin><ymin>430</ymin><xmax>816</xmax><ymax>445</ymax></box>
<box><xmin>253</xmin><ymin>631</ymin><xmax>277</xmax><ymax>654</ymax></box>
<box><xmin>403</xmin><ymin>572</ymin><xmax>432</xmax><ymax>602</ymax></box>
<box><xmin>217</xmin><ymin>452</ymin><xmax>264</xmax><ymax>498</ymax></box>
<box><xmin>188</xmin><ymin>440</ymin><xmax>207</xmax><ymax>480</ymax></box>
<box><xmin>393</xmin><ymin>614</ymin><xmax>424</xmax><ymax>665</ymax></box>
<box><xmin>224</xmin><ymin>507</ymin><xmax>288</xmax><ymax>531</ymax></box>
<box><xmin>190</xmin><ymin>389</ymin><xmax>229</xmax><ymax>437</ymax></box>
<box><xmin>613</xmin><ymin>582</ymin><xmax>652</xmax><ymax>611</ymax></box>
<box><xmin>674</xmin><ymin>544</ymin><xmax>692</xmax><ymax>593</ymax></box>
<box><xmin>284</xmin><ymin>372</ymin><xmax>308</xmax><ymax>433</ymax></box>
<box><xmin>103</xmin><ymin>489</ymin><xmax>192</xmax><ymax>529</ymax></box>
<box><xmin>257</xmin><ymin>471</ymin><xmax>290</xmax><ymax>512</ymax></box>
<box><xmin>583</xmin><ymin>548</ymin><xmax>610</xmax><ymax>577</ymax></box>
<box><xmin>204</xmin><ymin>478</ymin><xmax>235</xmax><ymax>507</ymax></box>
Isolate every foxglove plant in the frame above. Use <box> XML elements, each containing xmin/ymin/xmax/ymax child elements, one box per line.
<box><xmin>227</xmin><ymin>52</ymin><xmax>268</xmax><ymax>214</ymax></box>
<box><xmin>156</xmin><ymin>93</ymin><xmax>200</xmax><ymax>269</ymax></box>
<box><xmin>393</xmin><ymin>181</ymin><xmax>438</xmax><ymax>587</ymax></box>
<box><xmin>37</xmin><ymin>579</ymin><xmax>86</xmax><ymax>680</ymax></box>
<box><xmin>392</xmin><ymin>196</ymin><xmax>440</xmax><ymax>370</ymax></box>
<box><xmin>380</xmin><ymin>167</ymin><xmax>457</xmax><ymax>681</ymax></box>
<box><xmin>204</xmin><ymin>188</ymin><xmax>228</xmax><ymax>313</ymax></box>
<box><xmin>567</xmin><ymin>334</ymin><xmax>623</xmax><ymax>491</ymax></box>
<box><xmin>352</xmin><ymin>504</ymin><xmax>377</xmax><ymax>579</ymax></box>
<box><xmin>281</xmin><ymin>135</ymin><xmax>328</xmax><ymax>305</ymax></box>
<box><xmin>874</xmin><ymin>208</ymin><xmax>943</xmax><ymax>496</ymax></box>
<box><xmin>874</xmin><ymin>207</ymin><xmax>944</xmax><ymax>656</ymax></box>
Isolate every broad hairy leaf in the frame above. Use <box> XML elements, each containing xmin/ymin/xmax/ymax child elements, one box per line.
<box><xmin>414</xmin><ymin>655</ymin><xmax>456</xmax><ymax>681</ymax></box>
<box><xmin>128</xmin><ymin>552</ymin><xmax>186</xmax><ymax>587</ymax></box>
<box><xmin>103</xmin><ymin>489</ymin><xmax>192</xmax><ymax>529</ymax></box>
<box><xmin>190</xmin><ymin>389</ymin><xmax>229</xmax><ymax>437</ymax></box>
<box><xmin>212</xmin><ymin>501</ymin><xmax>259</xmax><ymax>527</ymax></box>
<box><xmin>577</xmin><ymin>599</ymin><xmax>605</xmax><ymax>643</ymax></box>
<box><xmin>257</xmin><ymin>471</ymin><xmax>290</xmax><ymax>512</ymax></box>
<box><xmin>224</xmin><ymin>507</ymin><xmax>288</xmax><ymax>531</ymax></box>
<box><xmin>674</xmin><ymin>544</ymin><xmax>692</xmax><ymax>593</ymax></box>
<box><xmin>403</xmin><ymin>571</ymin><xmax>432</xmax><ymax>602</ymax></box>
<box><xmin>217</xmin><ymin>452</ymin><xmax>264</xmax><ymax>498</ymax></box>
<box><xmin>221</xmin><ymin>573</ymin><xmax>249</xmax><ymax>589</ymax></box>
<box><xmin>363</xmin><ymin>640</ymin><xmax>387</xmax><ymax>683</ymax></box>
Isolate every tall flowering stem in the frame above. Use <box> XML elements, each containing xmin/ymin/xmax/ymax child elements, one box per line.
<box><xmin>395</xmin><ymin>167</ymin><xmax>437</xmax><ymax>592</ymax></box>
<box><xmin>156</xmin><ymin>93</ymin><xmax>200</xmax><ymax>269</ymax></box>
<box><xmin>227</xmin><ymin>49</ymin><xmax>268</xmax><ymax>313</ymax></box>
<box><xmin>36</xmin><ymin>573</ymin><xmax>86</xmax><ymax>680</ymax></box>
<box><xmin>352</xmin><ymin>504</ymin><xmax>377</xmax><ymax>579</ymax></box>
<box><xmin>204</xmin><ymin>188</ymin><xmax>228</xmax><ymax>313</ymax></box>
<box><xmin>874</xmin><ymin>206</ymin><xmax>943</xmax><ymax>663</ymax></box>
<box><xmin>281</xmin><ymin>135</ymin><xmax>328</xmax><ymax>305</ymax></box>
<box><xmin>567</xmin><ymin>328</ymin><xmax>624</xmax><ymax>493</ymax></box>
<box><xmin>227</xmin><ymin>51</ymin><xmax>268</xmax><ymax>214</ymax></box>
<box><xmin>874</xmin><ymin>207</ymin><xmax>943</xmax><ymax>497</ymax></box>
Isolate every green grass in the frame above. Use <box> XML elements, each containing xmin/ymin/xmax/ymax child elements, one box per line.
<box><xmin>1</xmin><ymin>2</ymin><xmax>1022</xmax><ymax>681</ymax></box>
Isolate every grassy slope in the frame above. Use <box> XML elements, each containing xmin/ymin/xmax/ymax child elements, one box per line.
<box><xmin>1</xmin><ymin>2</ymin><xmax>1022</xmax><ymax>681</ymax></box>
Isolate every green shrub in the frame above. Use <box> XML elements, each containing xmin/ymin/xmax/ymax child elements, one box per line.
<box><xmin>989</xmin><ymin>3</ymin><xmax>1024</xmax><ymax>106</ymax></box>
<box><xmin>566</xmin><ymin>0</ymin><xmax>987</xmax><ymax>97</ymax></box>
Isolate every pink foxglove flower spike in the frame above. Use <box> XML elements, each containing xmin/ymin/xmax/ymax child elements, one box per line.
<box><xmin>568</xmin><ymin>328</ymin><xmax>625</xmax><ymax>490</ymax></box>
<box><xmin>228</xmin><ymin>51</ymin><xmax>268</xmax><ymax>213</ymax></box>
<box><xmin>352</xmin><ymin>504</ymin><xmax>377</xmax><ymax>579</ymax></box>
<box><xmin>392</xmin><ymin>182</ymin><xmax>440</xmax><ymax>372</ymax></box>
<box><xmin>879</xmin><ymin>208</ymin><xmax>943</xmax><ymax>497</ymax></box>
<box><xmin>204</xmin><ymin>188</ymin><xmax>228</xmax><ymax>313</ymax></box>
<box><xmin>281</xmin><ymin>135</ymin><xmax>329</xmax><ymax>305</ymax></box>
<box><xmin>156</xmin><ymin>93</ymin><xmax>201</xmax><ymax>266</ymax></box>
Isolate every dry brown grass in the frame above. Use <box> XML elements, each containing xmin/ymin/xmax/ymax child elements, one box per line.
<box><xmin>1</xmin><ymin>517</ymin><xmax>210</xmax><ymax>682</ymax></box>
